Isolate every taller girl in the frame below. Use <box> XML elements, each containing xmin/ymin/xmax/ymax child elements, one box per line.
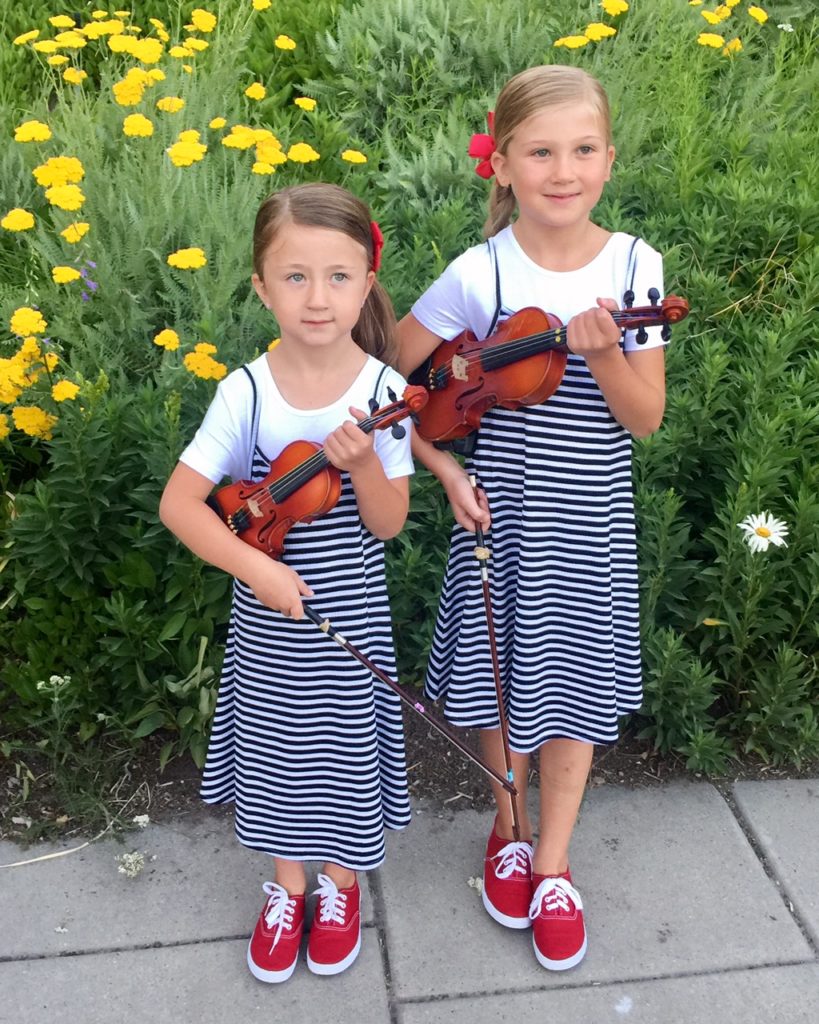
<box><xmin>398</xmin><ymin>66</ymin><xmax>667</xmax><ymax>971</ymax></box>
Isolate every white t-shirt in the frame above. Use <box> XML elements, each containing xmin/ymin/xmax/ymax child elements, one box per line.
<box><xmin>180</xmin><ymin>353</ymin><xmax>414</xmax><ymax>484</ymax></box>
<box><xmin>411</xmin><ymin>226</ymin><xmax>666</xmax><ymax>350</ymax></box>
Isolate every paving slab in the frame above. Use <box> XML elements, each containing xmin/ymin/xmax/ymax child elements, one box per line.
<box><xmin>733</xmin><ymin>778</ymin><xmax>819</xmax><ymax>946</ymax></box>
<box><xmin>379</xmin><ymin>784</ymin><xmax>813</xmax><ymax>999</ymax></box>
<box><xmin>0</xmin><ymin>934</ymin><xmax>389</xmax><ymax>1024</ymax></box>
<box><xmin>0</xmin><ymin>813</ymin><xmax>373</xmax><ymax>958</ymax></box>
<box><xmin>397</xmin><ymin>962</ymin><xmax>819</xmax><ymax>1024</ymax></box>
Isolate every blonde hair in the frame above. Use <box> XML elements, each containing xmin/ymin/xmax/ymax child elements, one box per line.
<box><xmin>483</xmin><ymin>65</ymin><xmax>612</xmax><ymax>238</ymax></box>
<box><xmin>253</xmin><ymin>183</ymin><xmax>397</xmax><ymax>366</ymax></box>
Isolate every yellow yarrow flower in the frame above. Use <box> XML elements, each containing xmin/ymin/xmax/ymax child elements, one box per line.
<box><xmin>701</xmin><ymin>10</ymin><xmax>723</xmax><ymax>25</ymax></box>
<box><xmin>154</xmin><ymin>329</ymin><xmax>180</xmax><ymax>350</ymax></box>
<box><xmin>12</xmin><ymin>406</ymin><xmax>58</xmax><ymax>440</ymax></box>
<box><xmin>44</xmin><ymin>352</ymin><xmax>59</xmax><ymax>371</ymax></box>
<box><xmin>167</xmin><ymin>138</ymin><xmax>207</xmax><ymax>167</ymax></box>
<box><xmin>341</xmin><ymin>149</ymin><xmax>367</xmax><ymax>164</ymax></box>
<box><xmin>131</xmin><ymin>37</ymin><xmax>164</xmax><ymax>63</ymax></box>
<box><xmin>274</xmin><ymin>34</ymin><xmax>296</xmax><ymax>49</ymax></box>
<box><xmin>123</xmin><ymin>113</ymin><xmax>154</xmax><ymax>137</ymax></box>
<box><xmin>2</xmin><ymin>208</ymin><xmax>36</xmax><ymax>231</ymax></box>
<box><xmin>54</xmin><ymin>30</ymin><xmax>87</xmax><ymax>48</ymax></box>
<box><xmin>52</xmin><ymin>380</ymin><xmax>80</xmax><ymax>402</ymax></box>
<box><xmin>33</xmin><ymin>156</ymin><xmax>85</xmax><ymax>188</ymax></box>
<box><xmin>14</xmin><ymin>120</ymin><xmax>52</xmax><ymax>143</ymax></box>
<box><xmin>167</xmin><ymin>247</ymin><xmax>207</xmax><ymax>269</ymax></box>
<box><xmin>585</xmin><ymin>23</ymin><xmax>617</xmax><ymax>40</ymax></box>
<box><xmin>0</xmin><ymin>414</ymin><xmax>10</xmax><ymax>441</ymax></box>
<box><xmin>10</xmin><ymin>307</ymin><xmax>48</xmax><ymax>336</ymax></box>
<box><xmin>146</xmin><ymin>68</ymin><xmax>165</xmax><ymax>82</ymax></box>
<box><xmin>294</xmin><ymin>97</ymin><xmax>317</xmax><ymax>111</ymax></box>
<box><xmin>190</xmin><ymin>9</ymin><xmax>217</xmax><ymax>32</ymax></box>
<box><xmin>61</xmin><ymin>222</ymin><xmax>90</xmax><ymax>243</ymax></box>
<box><xmin>52</xmin><ymin>266</ymin><xmax>82</xmax><ymax>284</ymax></box>
<box><xmin>108</xmin><ymin>34</ymin><xmax>138</xmax><ymax>55</ymax></box>
<box><xmin>256</xmin><ymin>139</ymin><xmax>287</xmax><ymax>165</ymax></box>
<box><xmin>33</xmin><ymin>40</ymin><xmax>61</xmax><ymax>53</ymax></box>
<box><xmin>714</xmin><ymin>4</ymin><xmax>732</xmax><ymax>19</ymax></box>
<box><xmin>253</xmin><ymin>0</ymin><xmax>272</xmax><ymax>9</ymax></box>
<box><xmin>184</xmin><ymin>37</ymin><xmax>209</xmax><ymax>51</ymax></box>
<box><xmin>245</xmin><ymin>82</ymin><xmax>266</xmax><ymax>101</ymax></box>
<box><xmin>50</xmin><ymin>16</ymin><xmax>76</xmax><ymax>28</ymax></box>
<box><xmin>194</xmin><ymin>342</ymin><xmax>217</xmax><ymax>355</ymax></box>
<box><xmin>113</xmin><ymin>77</ymin><xmax>145</xmax><ymax>106</ymax></box>
<box><xmin>84</xmin><ymin>19</ymin><xmax>126</xmax><ymax>39</ymax></box>
<box><xmin>209</xmin><ymin>117</ymin><xmax>226</xmax><ymax>129</ymax></box>
<box><xmin>252</xmin><ymin>161</ymin><xmax>275</xmax><ymax>175</ymax></box>
<box><xmin>287</xmin><ymin>142</ymin><xmax>320</xmax><ymax>163</ymax></box>
<box><xmin>184</xmin><ymin>351</ymin><xmax>227</xmax><ymax>381</ymax></box>
<box><xmin>723</xmin><ymin>37</ymin><xmax>743</xmax><ymax>55</ymax></box>
<box><xmin>268</xmin><ymin>337</ymin><xmax>281</xmax><ymax>351</ymax></box>
<box><xmin>48</xmin><ymin>54</ymin><xmax>70</xmax><ymax>65</ymax></box>
<box><xmin>748</xmin><ymin>5</ymin><xmax>768</xmax><ymax>23</ymax></box>
<box><xmin>13</xmin><ymin>29</ymin><xmax>40</xmax><ymax>45</ymax></box>
<box><xmin>157</xmin><ymin>97</ymin><xmax>185</xmax><ymax>113</ymax></box>
<box><xmin>600</xmin><ymin>0</ymin><xmax>628</xmax><ymax>14</ymax></box>
<box><xmin>554</xmin><ymin>35</ymin><xmax>590</xmax><ymax>48</ymax></box>
<box><xmin>169</xmin><ymin>45</ymin><xmax>194</xmax><ymax>58</ymax></box>
<box><xmin>92</xmin><ymin>9</ymin><xmax>109</xmax><ymax>18</ymax></box>
<box><xmin>44</xmin><ymin>184</ymin><xmax>86</xmax><ymax>211</ymax></box>
<box><xmin>221</xmin><ymin>124</ymin><xmax>258</xmax><ymax>149</ymax></box>
<box><xmin>697</xmin><ymin>32</ymin><xmax>725</xmax><ymax>47</ymax></box>
<box><xmin>178</xmin><ymin>130</ymin><xmax>201</xmax><ymax>142</ymax></box>
<box><xmin>63</xmin><ymin>68</ymin><xmax>88</xmax><ymax>85</ymax></box>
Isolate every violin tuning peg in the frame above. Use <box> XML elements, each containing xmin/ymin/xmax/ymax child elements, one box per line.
<box><xmin>368</xmin><ymin>398</ymin><xmax>379</xmax><ymax>414</ymax></box>
<box><xmin>648</xmin><ymin>287</ymin><xmax>660</xmax><ymax>306</ymax></box>
<box><xmin>623</xmin><ymin>289</ymin><xmax>634</xmax><ymax>309</ymax></box>
<box><xmin>387</xmin><ymin>386</ymin><xmax>398</xmax><ymax>403</ymax></box>
<box><xmin>391</xmin><ymin>423</ymin><xmax>406</xmax><ymax>440</ymax></box>
<box><xmin>409</xmin><ymin>412</ymin><xmax>420</xmax><ymax>426</ymax></box>
<box><xmin>661</xmin><ymin>323</ymin><xmax>672</xmax><ymax>342</ymax></box>
<box><xmin>636</xmin><ymin>326</ymin><xmax>648</xmax><ymax>345</ymax></box>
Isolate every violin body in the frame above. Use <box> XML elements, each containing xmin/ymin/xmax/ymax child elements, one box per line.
<box><xmin>206</xmin><ymin>441</ymin><xmax>341</xmax><ymax>558</ymax></box>
<box><xmin>205</xmin><ymin>384</ymin><xmax>428</xmax><ymax>558</ymax></box>
<box><xmin>412</xmin><ymin>307</ymin><xmax>567</xmax><ymax>443</ymax></box>
<box><xmin>410</xmin><ymin>296</ymin><xmax>689</xmax><ymax>444</ymax></box>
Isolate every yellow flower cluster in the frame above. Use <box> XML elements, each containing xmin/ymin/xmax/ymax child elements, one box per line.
<box><xmin>167</xmin><ymin>131</ymin><xmax>207</xmax><ymax>167</ymax></box>
<box><xmin>154</xmin><ymin>329</ymin><xmax>180</xmax><ymax>351</ymax></box>
<box><xmin>167</xmin><ymin>247</ymin><xmax>208</xmax><ymax>270</ymax></box>
<box><xmin>600</xmin><ymin>0</ymin><xmax>628</xmax><ymax>13</ymax></box>
<box><xmin>184</xmin><ymin>342</ymin><xmax>227</xmax><ymax>380</ymax></box>
<box><xmin>32</xmin><ymin>156</ymin><xmax>84</xmax><ymax>188</ymax></box>
<box><xmin>12</xmin><ymin>406</ymin><xmax>58</xmax><ymax>440</ymax></box>
<box><xmin>274</xmin><ymin>35</ymin><xmax>296</xmax><ymax>50</ymax></box>
<box><xmin>156</xmin><ymin>96</ymin><xmax>185</xmax><ymax>114</ymax></box>
<box><xmin>10</xmin><ymin>307</ymin><xmax>48</xmax><ymax>336</ymax></box>
<box><xmin>294</xmin><ymin>97</ymin><xmax>317</xmax><ymax>111</ymax></box>
<box><xmin>287</xmin><ymin>142</ymin><xmax>320</xmax><ymax>163</ymax></box>
<box><xmin>123</xmin><ymin>113</ymin><xmax>155</xmax><ymax>137</ymax></box>
<box><xmin>2</xmin><ymin>208</ymin><xmax>36</xmax><ymax>232</ymax></box>
<box><xmin>245</xmin><ymin>82</ymin><xmax>266</xmax><ymax>101</ymax></box>
<box><xmin>253</xmin><ymin>0</ymin><xmax>272</xmax><ymax>10</ymax></box>
<box><xmin>45</xmin><ymin>184</ymin><xmax>86</xmax><ymax>211</ymax></box>
<box><xmin>14</xmin><ymin>120</ymin><xmax>52</xmax><ymax>143</ymax></box>
<box><xmin>63</xmin><ymin>68</ymin><xmax>88</xmax><ymax>85</ymax></box>
<box><xmin>52</xmin><ymin>266</ymin><xmax>82</xmax><ymax>284</ymax></box>
<box><xmin>52</xmin><ymin>380</ymin><xmax>80</xmax><ymax>402</ymax></box>
<box><xmin>341</xmin><ymin>150</ymin><xmax>367</xmax><ymax>164</ymax></box>
<box><xmin>61</xmin><ymin>222</ymin><xmax>90</xmax><ymax>244</ymax></box>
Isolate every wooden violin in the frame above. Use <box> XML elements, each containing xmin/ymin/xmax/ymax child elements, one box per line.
<box><xmin>206</xmin><ymin>384</ymin><xmax>428</xmax><ymax>558</ymax></box>
<box><xmin>409</xmin><ymin>294</ymin><xmax>689</xmax><ymax>444</ymax></box>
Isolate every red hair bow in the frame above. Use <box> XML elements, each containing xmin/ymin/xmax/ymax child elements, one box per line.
<box><xmin>468</xmin><ymin>111</ymin><xmax>496</xmax><ymax>180</ymax></box>
<box><xmin>370</xmin><ymin>220</ymin><xmax>384</xmax><ymax>273</ymax></box>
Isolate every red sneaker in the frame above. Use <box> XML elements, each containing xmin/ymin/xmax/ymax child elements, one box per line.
<box><xmin>247</xmin><ymin>881</ymin><xmax>305</xmax><ymax>983</ymax></box>
<box><xmin>529</xmin><ymin>870</ymin><xmax>587</xmax><ymax>970</ymax></box>
<box><xmin>306</xmin><ymin>873</ymin><xmax>362</xmax><ymax>976</ymax></box>
<box><xmin>482</xmin><ymin>818</ymin><xmax>534</xmax><ymax>929</ymax></box>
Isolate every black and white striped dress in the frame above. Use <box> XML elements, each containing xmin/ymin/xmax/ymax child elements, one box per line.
<box><xmin>411</xmin><ymin>228</ymin><xmax>666</xmax><ymax>752</ymax></box>
<box><xmin>181</xmin><ymin>355</ymin><xmax>413</xmax><ymax>870</ymax></box>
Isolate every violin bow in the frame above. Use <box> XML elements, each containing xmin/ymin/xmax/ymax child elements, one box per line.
<box><xmin>302</xmin><ymin>603</ymin><xmax>517</xmax><ymax>796</ymax></box>
<box><xmin>469</xmin><ymin>474</ymin><xmax>522</xmax><ymax>842</ymax></box>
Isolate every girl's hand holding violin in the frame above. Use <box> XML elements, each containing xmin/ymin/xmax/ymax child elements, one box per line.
<box><xmin>566</xmin><ymin>298</ymin><xmax>621</xmax><ymax>358</ymax></box>
<box><xmin>244</xmin><ymin>548</ymin><xmax>314</xmax><ymax>620</ymax></box>
<box><xmin>323</xmin><ymin>407</ymin><xmax>377</xmax><ymax>474</ymax></box>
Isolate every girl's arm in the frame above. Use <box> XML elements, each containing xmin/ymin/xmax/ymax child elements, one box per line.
<box><xmin>322</xmin><ymin>410</ymin><xmax>409</xmax><ymax>539</ymax></box>
<box><xmin>567</xmin><ymin>299</ymin><xmax>666</xmax><ymax>438</ymax></box>
<box><xmin>159</xmin><ymin>462</ymin><xmax>314</xmax><ymax>618</ymax></box>
<box><xmin>396</xmin><ymin>313</ymin><xmax>490</xmax><ymax>532</ymax></box>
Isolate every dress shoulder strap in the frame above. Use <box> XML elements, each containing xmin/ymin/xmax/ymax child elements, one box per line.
<box><xmin>241</xmin><ymin>364</ymin><xmax>262</xmax><ymax>478</ymax></box>
<box><xmin>622</xmin><ymin>235</ymin><xmax>642</xmax><ymax>308</ymax></box>
<box><xmin>485</xmin><ymin>237</ymin><xmax>504</xmax><ymax>337</ymax></box>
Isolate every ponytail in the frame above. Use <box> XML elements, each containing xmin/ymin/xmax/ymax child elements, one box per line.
<box><xmin>353</xmin><ymin>278</ymin><xmax>398</xmax><ymax>367</ymax></box>
<box><xmin>483</xmin><ymin>182</ymin><xmax>517</xmax><ymax>239</ymax></box>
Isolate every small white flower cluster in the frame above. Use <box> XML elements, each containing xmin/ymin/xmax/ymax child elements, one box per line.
<box><xmin>777</xmin><ymin>23</ymin><xmax>794</xmax><ymax>32</ymax></box>
<box><xmin>738</xmin><ymin>512</ymin><xmax>789</xmax><ymax>554</ymax></box>
<box><xmin>36</xmin><ymin>673</ymin><xmax>71</xmax><ymax>691</ymax></box>
<box><xmin>116</xmin><ymin>851</ymin><xmax>146</xmax><ymax>878</ymax></box>
<box><xmin>132</xmin><ymin>814</ymin><xmax>150</xmax><ymax>829</ymax></box>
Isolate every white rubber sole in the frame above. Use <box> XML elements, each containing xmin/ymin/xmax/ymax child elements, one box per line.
<box><xmin>307</xmin><ymin>932</ymin><xmax>362</xmax><ymax>976</ymax></box>
<box><xmin>532</xmin><ymin>933</ymin><xmax>588</xmax><ymax>971</ymax></box>
<box><xmin>482</xmin><ymin>887</ymin><xmax>532</xmax><ymax>930</ymax></box>
<box><xmin>246</xmin><ymin>943</ymin><xmax>298</xmax><ymax>983</ymax></box>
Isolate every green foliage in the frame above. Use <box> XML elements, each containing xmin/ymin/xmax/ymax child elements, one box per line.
<box><xmin>1</xmin><ymin>0</ymin><xmax>818</xmax><ymax>779</ymax></box>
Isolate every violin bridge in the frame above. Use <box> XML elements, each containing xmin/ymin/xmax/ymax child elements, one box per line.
<box><xmin>451</xmin><ymin>354</ymin><xmax>469</xmax><ymax>381</ymax></box>
<box><xmin>247</xmin><ymin>497</ymin><xmax>264</xmax><ymax>519</ymax></box>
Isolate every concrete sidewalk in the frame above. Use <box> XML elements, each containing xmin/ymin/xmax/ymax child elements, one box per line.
<box><xmin>2</xmin><ymin>779</ymin><xmax>818</xmax><ymax>1023</ymax></box>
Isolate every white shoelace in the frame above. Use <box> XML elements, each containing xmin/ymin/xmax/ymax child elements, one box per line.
<box><xmin>491</xmin><ymin>840</ymin><xmax>534</xmax><ymax>879</ymax></box>
<box><xmin>529</xmin><ymin>875</ymin><xmax>583</xmax><ymax>920</ymax></box>
<box><xmin>313</xmin><ymin>873</ymin><xmax>348</xmax><ymax>925</ymax></box>
<box><xmin>261</xmin><ymin>881</ymin><xmax>297</xmax><ymax>949</ymax></box>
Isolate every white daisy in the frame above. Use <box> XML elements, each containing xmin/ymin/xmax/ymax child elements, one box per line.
<box><xmin>738</xmin><ymin>512</ymin><xmax>789</xmax><ymax>553</ymax></box>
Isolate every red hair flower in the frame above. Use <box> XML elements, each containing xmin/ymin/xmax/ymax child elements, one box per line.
<box><xmin>468</xmin><ymin>111</ymin><xmax>496</xmax><ymax>179</ymax></box>
<box><xmin>370</xmin><ymin>220</ymin><xmax>384</xmax><ymax>273</ymax></box>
